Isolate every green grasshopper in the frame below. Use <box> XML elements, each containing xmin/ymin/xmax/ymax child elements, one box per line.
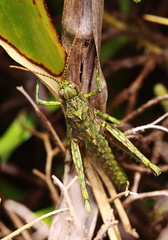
<box><xmin>13</xmin><ymin>46</ymin><xmax>162</xmax><ymax>214</ymax></box>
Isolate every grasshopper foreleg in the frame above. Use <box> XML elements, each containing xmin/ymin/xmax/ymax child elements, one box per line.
<box><xmin>83</xmin><ymin>63</ymin><xmax>121</xmax><ymax>125</ymax></box>
<box><xmin>71</xmin><ymin>138</ymin><xmax>92</xmax><ymax>213</ymax></box>
<box><xmin>84</xmin><ymin>67</ymin><xmax>102</xmax><ymax>98</ymax></box>
<box><xmin>35</xmin><ymin>80</ymin><xmax>62</xmax><ymax>106</ymax></box>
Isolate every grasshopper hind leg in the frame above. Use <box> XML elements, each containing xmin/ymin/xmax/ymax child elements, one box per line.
<box><xmin>105</xmin><ymin>123</ymin><xmax>162</xmax><ymax>176</ymax></box>
<box><xmin>71</xmin><ymin>138</ymin><xmax>92</xmax><ymax>213</ymax></box>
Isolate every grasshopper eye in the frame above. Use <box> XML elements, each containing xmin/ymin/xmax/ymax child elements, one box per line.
<box><xmin>69</xmin><ymin>82</ymin><xmax>80</xmax><ymax>94</ymax></box>
<box><xmin>69</xmin><ymin>82</ymin><xmax>76</xmax><ymax>88</ymax></box>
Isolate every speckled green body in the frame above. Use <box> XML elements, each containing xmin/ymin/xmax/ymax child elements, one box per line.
<box><xmin>64</xmin><ymin>92</ymin><xmax>127</xmax><ymax>188</ymax></box>
<box><xmin>36</xmin><ymin>75</ymin><xmax>162</xmax><ymax>213</ymax></box>
<box><xmin>53</xmin><ymin>77</ymin><xmax>162</xmax><ymax>213</ymax></box>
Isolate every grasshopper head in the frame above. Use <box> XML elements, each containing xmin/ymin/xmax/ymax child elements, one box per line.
<box><xmin>59</xmin><ymin>81</ymin><xmax>80</xmax><ymax>100</ymax></box>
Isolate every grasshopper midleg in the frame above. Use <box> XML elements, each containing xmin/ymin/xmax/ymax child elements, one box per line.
<box><xmin>84</xmin><ymin>67</ymin><xmax>121</xmax><ymax>125</ymax></box>
<box><xmin>84</xmin><ymin>66</ymin><xmax>102</xmax><ymax>98</ymax></box>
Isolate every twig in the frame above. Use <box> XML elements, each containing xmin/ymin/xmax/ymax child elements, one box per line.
<box><xmin>103</xmin><ymin>12</ymin><xmax>168</xmax><ymax>49</ymax></box>
<box><xmin>126</xmin><ymin>124</ymin><xmax>168</xmax><ymax>134</ymax></box>
<box><xmin>4</xmin><ymin>199</ymin><xmax>49</xmax><ymax>239</ymax></box>
<box><xmin>5</xmin><ymin>210</ymin><xmax>32</xmax><ymax>240</ymax></box>
<box><xmin>16</xmin><ymin>86</ymin><xmax>66</xmax><ymax>154</ymax></box>
<box><xmin>125</xmin><ymin>59</ymin><xmax>155</xmax><ymax>115</ymax></box>
<box><xmin>29</xmin><ymin>131</ymin><xmax>60</xmax><ymax>177</ymax></box>
<box><xmin>151</xmin><ymin>112</ymin><xmax>168</xmax><ymax>125</ymax></box>
<box><xmin>122</xmin><ymin>163</ymin><xmax>159</xmax><ymax>173</ymax></box>
<box><xmin>123</xmin><ymin>190</ymin><xmax>168</xmax><ymax>206</ymax></box>
<box><xmin>122</xmin><ymin>94</ymin><xmax>168</xmax><ymax>123</ymax></box>
<box><xmin>141</xmin><ymin>117</ymin><xmax>168</xmax><ymax>163</ymax></box>
<box><xmin>125</xmin><ymin>112</ymin><xmax>168</xmax><ymax>137</ymax></box>
<box><xmin>17</xmin><ymin>86</ymin><xmax>66</xmax><ymax>204</ymax></box>
<box><xmin>107</xmin><ymin>60</ymin><xmax>156</xmax><ymax>115</ymax></box>
<box><xmin>24</xmin><ymin>130</ymin><xmax>61</xmax><ymax>203</ymax></box>
<box><xmin>108</xmin><ymin>185</ymin><xmax>138</xmax><ymax>202</ymax></box>
<box><xmin>52</xmin><ymin>175</ymin><xmax>76</xmax><ymax>217</ymax></box>
<box><xmin>33</xmin><ymin>169</ymin><xmax>59</xmax><ymax>204</ymax></box>
<box><xmin>94</xmin><ymin>210</ymin><xmax>118</xmax><ymax>240</ymax></box>
<box><xmin>131</xmin><ymin>172</ymin><xmax>142</xmax><ymax>193</ymax></box>
<box><xmin>66</xmin><ymin>175</ymin><xmax>78</xmax><ymax>189</ymax></box>
<box><xmin>102</xmin><ymin>54</ymin><xmax>161</xmax><ymax>73</ymax></box>
<box><xmin>33</xmin><ymin>169</ymin><xmax>46</xmax><ymax>181</ymax></box>
<box><xmin>107</xmin><ymin>88</ymin><xmax>129</xmax><ymax>114</ymax></box>
<box><xmin>1</xmin><ymin>208</ymin><xmax>68</xmax><ymax>240</ymax></box>
<box><xmin>0</xmin><ymin>222</ymin><xmax>11</xmax><ymax>237</ymax></box>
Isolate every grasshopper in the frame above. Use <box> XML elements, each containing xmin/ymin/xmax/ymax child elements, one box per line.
<box><xmin>12</xmin><ymin>41</ymin><xmax>162</xmax><ymax>213</ymax></box>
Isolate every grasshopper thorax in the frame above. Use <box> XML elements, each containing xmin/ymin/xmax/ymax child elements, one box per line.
<box><xmin>59</xmin><ymin>80</ymin><xmax>80</xmax><ymax>100</ymax></box>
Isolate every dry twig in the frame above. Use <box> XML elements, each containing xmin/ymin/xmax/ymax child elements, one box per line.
<box><xmin>1</xmin><ymin>208</ymin><xmax>68</xmax><ymax>240</ymax></box>
<box><xmin>16</xmin><ymin>86</ymin><xmax>66</xmax><ymax>154</ymax></box>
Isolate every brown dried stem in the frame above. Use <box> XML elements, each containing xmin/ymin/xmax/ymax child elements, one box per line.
<box><xmin>94</xmin><ymin>210</ymin><xmax>118</xmax><ymax>240</ymax></box>
<box><xmin>1</xmin><ymin>208</ymin><xmax>68</xmax><ymax>240</ymax></box>
<box><xmin>16</xmin><ymin>86</ymin><xmax>63</xmax><ymax>203</ymax></box>
<box><xmin>3</xmin><ymin>210</ymin><xmax>32</xmax><ymax>240</ymax></box>
<box><xmin>123</xmin><ymin>190</ymin><xmax>168</xmax><ymax>206</ymax></box>
<box><xmin>107</xmin><ymin>59</ymin><xmax>156</xmax><ymax>115</ymax></box>
<box><xmin>16</xmin><ymin>86</ymin><xmax>66</xmax><ymax>154</ymax></box>
<box><xmin>122</xmin><ymin>94</ymin><xmax>168</xmax><ymax>123</ymax></box>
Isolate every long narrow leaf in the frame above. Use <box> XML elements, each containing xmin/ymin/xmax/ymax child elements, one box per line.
<box><xmin>0</xmin><ymin>0</ymin><xmax>66</xmax><ymax>94</ymax></box>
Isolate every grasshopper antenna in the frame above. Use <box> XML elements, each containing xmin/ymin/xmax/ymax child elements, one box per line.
<box><xmin>10</xmin><ymin>65</ymin><xmax>61</xmax><ymax>84</ymax></box>
<box><xmin>63</xmin><ymin>34</ymin><xmax>79</xmax><ymax>80</ymax></box>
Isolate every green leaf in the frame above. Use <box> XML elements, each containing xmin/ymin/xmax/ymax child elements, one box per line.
<box><xmin>118</xmin><ymin>0</ymin><xmax>131</xmax><ymax>13</ymax></box>
<box><xmin>133</xmin><ymin>0</ymin><xmax>141</xmax><ymax>3</ymax></box>
<box><xmin>0</xmin><ymin>112</ymin><xmax>35</xmax><ymax>162</ymax></box>
<box><xmin>35</xmin><ymin>206</ymin><xmax>55</xmax><ymax>226</ymax></box>
<box><xmin>0</xmin><ymin>0</ymin><xmax>66</xmax><ymax>95</ymax></box>
<box><xmin>0</xmin><ymin>178</ymin><xmax>30</xmax><ymax>201</ymax></box>
<box><xmin>154</xmin><ymin>83</ymin><xmax>168</xmax><ymax>112</ymax></box>
<box><xmin>100</xmin><ymin>36</ymin><xmax>129</xmax><ymax>59</ymax></box>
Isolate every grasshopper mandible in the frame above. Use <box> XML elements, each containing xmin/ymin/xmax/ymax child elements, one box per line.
<box><xmin>12</xmin><ymin>39</ymin><xmax>162</xmax><ymax>213</ymax></box>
